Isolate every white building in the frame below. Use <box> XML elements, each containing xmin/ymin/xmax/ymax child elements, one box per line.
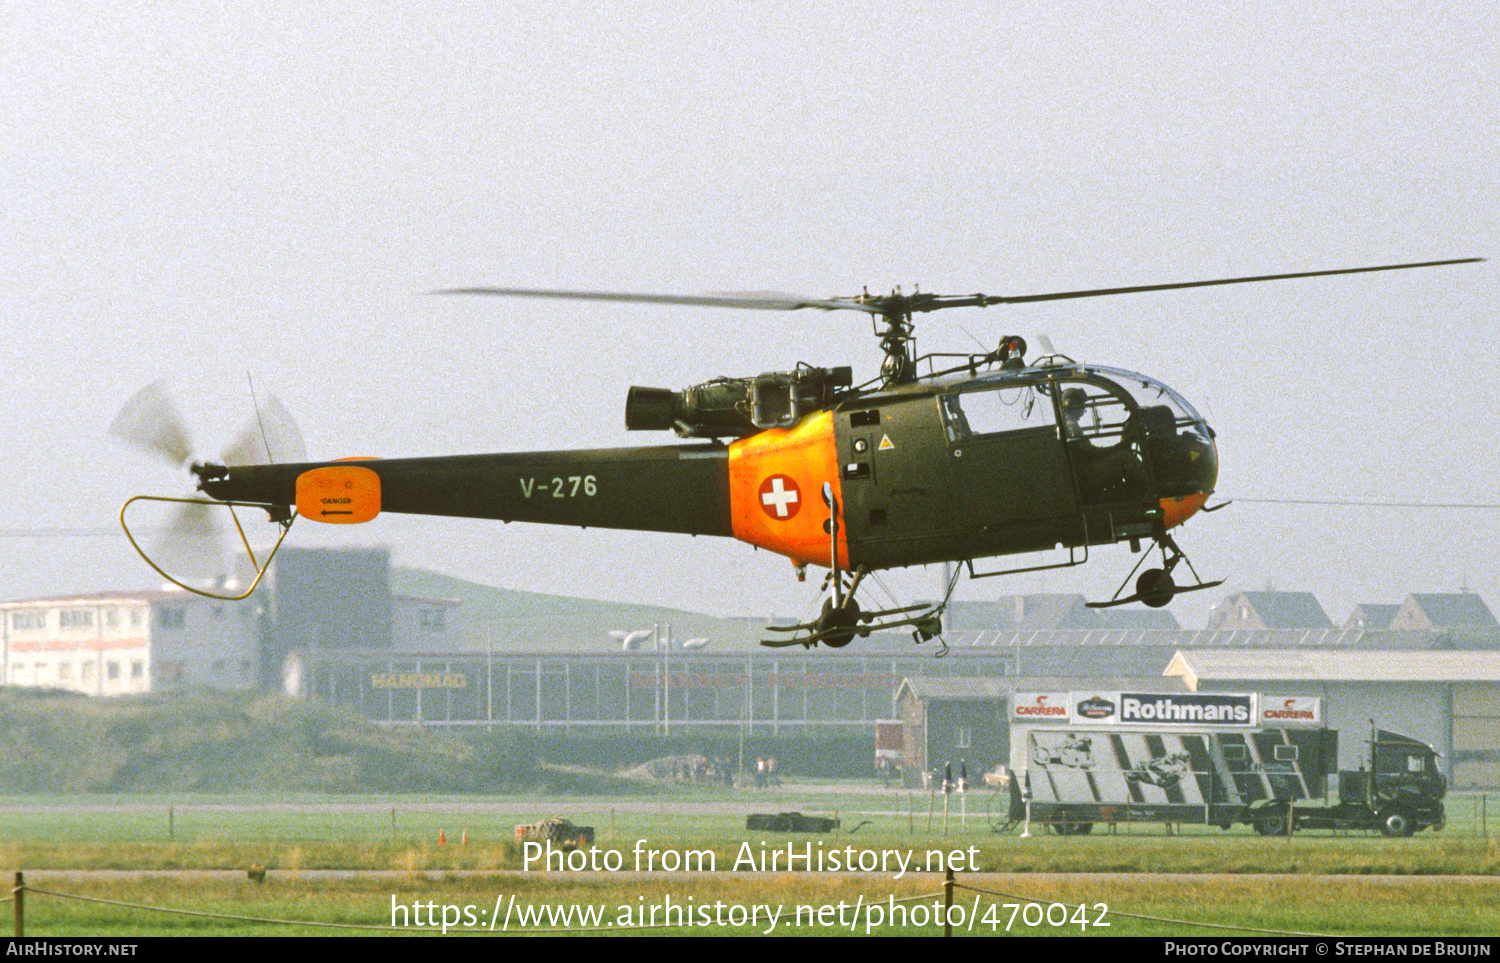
<box><xmin>1</xmin><ymin>588</ymin><xmax>260</xmax><ymax>695</ymax></box>
<box><xmin>2</xmin><ymin>583</ymin><xmax>461</xmax><ymax>696</ymax></box>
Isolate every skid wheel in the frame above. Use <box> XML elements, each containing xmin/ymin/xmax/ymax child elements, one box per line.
<box><xmin>1137</xmin><ymin>568</ymin><xmax>1176</xmax><ymax>608</ymax></box>
<box><xmin>817</xmin><ymin>597</ymin><xmax>861</xmax><ymax>648</ymax></box>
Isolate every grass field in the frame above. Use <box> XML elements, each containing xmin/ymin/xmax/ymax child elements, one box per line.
<box><xmin>4</xmin><ymin>786</ymin><xmax>1499</xmax><ymax>937</ymax></box>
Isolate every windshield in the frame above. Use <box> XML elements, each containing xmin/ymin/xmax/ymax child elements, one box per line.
<box><xmin>1081</xmin><ymin>365</ymin><xmax>1209</xmax><ymax>429</ymax></box>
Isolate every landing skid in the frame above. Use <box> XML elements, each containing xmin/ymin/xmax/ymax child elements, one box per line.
<box><xmin>1087</xmin><ymin>576</ymin><xmax>1224</xmax><ymax>609</ymax></box>
<box><xmin>761</xmin><ymin>579</ymin><xmax>946</xmax><ymax>649</ymax></box>
<box><xmin>761</xmin><ymin>483</ymin><xmax>954</xmax><ymax>649</ymax></box>
<box><xmin>1085</xmin><ymin>533</ymin><xmax>1221</xmax><ymax>610</ymax></box>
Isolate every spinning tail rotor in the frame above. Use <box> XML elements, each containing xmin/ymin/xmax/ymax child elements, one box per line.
<box><xmin>111</xmin><ymin>380</ymin><xmax>304</xmax><ymax>599</ymax></box>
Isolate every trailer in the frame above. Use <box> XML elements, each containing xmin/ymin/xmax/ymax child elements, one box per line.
<box><xmin>745</xmin><ymin>811</ymin><xmax>841</xmax><ymax>833</ymax></box>
<box><xmin>1007</xmin><ymin>691</ymin><xmax>1445</xmax><ymax>837</ymax></box>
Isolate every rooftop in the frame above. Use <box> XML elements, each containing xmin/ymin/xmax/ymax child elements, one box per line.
<box><xmin>1167</xmin><ymin>648</ymin><xmax>1500</xmax><ymax>688</ymax></box>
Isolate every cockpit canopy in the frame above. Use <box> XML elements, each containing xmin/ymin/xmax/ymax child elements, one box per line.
<box><xmin>938</xmin><ymin>363</ymin><xmax>1217</xmax><ymax>503</ymax></box>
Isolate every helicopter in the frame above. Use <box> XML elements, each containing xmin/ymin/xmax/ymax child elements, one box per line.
<box><xmin>115</xmin><ymin>257</ymin><xmax>1481</xmax><ymax>649</ymax></box>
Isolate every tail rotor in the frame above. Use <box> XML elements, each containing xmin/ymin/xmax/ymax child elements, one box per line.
<box><xmin>111</xmin><ymin>380</ymin><xmax>302</xmax><ymax>598</ymax></box>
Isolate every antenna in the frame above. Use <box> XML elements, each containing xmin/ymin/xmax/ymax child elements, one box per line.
<box><xmin>247</xmin><ymin>373</ymin><xmax>275</xmax><ymax>464</ymax></box>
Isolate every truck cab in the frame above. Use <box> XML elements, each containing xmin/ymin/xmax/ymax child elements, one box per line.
<box><xmin>1336</xmin><ymin>730</ymin><xmax>1447</xmax><ymax>837</ymax></box>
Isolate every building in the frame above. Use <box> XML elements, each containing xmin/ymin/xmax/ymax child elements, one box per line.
<box><xmin>1343</xmin><ymin>604</ymin><xmax>1400</xmax><ymax>632</ymax></box>
<box><xmin>1</xmin><ymin>547</ymin><xmax>461</xmax><ymax>696</ymax></box>
<box><xmin>1205</xmin><ymin>591</ymin><xmax>1334</xmax><ymax>631</ymax></box>
<box><xmin>1</xmin><ymin>589</ymin><xmax>258</xmax><ymax>695</ymax></box>
<box><xmin>1390</xmin><ymin>593</ymin><xmax>1500</xmax><ymax>640</ymax></box>
<box><xmin>894</xmin><ymin>677</ymin><xmax>1009</xmax><ymax>782</ymax></box>
<box><xmin>1165</xmin><ymin>648</ymin><xmax>1500</xmax><ymax>784</ymax></box>
<box><xmin>948</xmin><ymin>593</ymin><xmax>1180</xmax><ymax>632</ymax></box>
<box><xmin>284</xmin><ymin>643</ymin><xmax>999</xmax><ymax>731</ymax></box>
<box><xmin>8</xmin><ymin>569</ymin><xmax>1498</xmax><ymax>787</ymax></box>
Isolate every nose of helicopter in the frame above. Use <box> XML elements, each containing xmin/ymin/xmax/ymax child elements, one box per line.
<box><xmin>1158</xmin><ymin>431</ymin><xmax>1218</xmax><ymax>529</ymax></box>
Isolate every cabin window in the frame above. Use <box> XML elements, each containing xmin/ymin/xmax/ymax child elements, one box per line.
<box><xmin>1057</xmin><ymin>381</ymin><xmax>1133</xmax><ymax>448</ymax></box>
<box><xmin>941</xmin><ymin>384</ymin><xmax>1055</xmax><ymax>441</ymax></box>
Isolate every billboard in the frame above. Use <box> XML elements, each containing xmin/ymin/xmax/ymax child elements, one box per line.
<box><xmin>1014</xmin><ymin>691</ymin><xmax>1260</xmax><ymax>728</ymax></box>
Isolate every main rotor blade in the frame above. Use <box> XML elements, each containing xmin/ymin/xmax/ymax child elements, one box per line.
<box><xmin>436</xmin><ymin>257</ymin><xmax>1482</xmax><ymax>320</ymax></box>
<box><xmin>433</xmin><ymin>286</ymin><xmax>881</xmax><ymax>314</ymax></box>
<box><xmin>110</xmin><ymin>381</ymin><xmax>194</xmax><ymax>466</ymax></box>
<box><xmin>983</xmin><ymin>257</ymin><xmax>1484</xmax><ymax>306</ymax></box>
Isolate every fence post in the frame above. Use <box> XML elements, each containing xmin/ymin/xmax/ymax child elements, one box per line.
<box><xmin>944</xmin><ymin>865</ymin><xmax>954</xmax><ymax>938</ymax></box>
<box><xmin>13</xmin><ymin>870</ymin><xmax>23</xmax><ymax>938</ymax></box>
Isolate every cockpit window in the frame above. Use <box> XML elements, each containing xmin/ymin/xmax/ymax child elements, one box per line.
<box><xmin>941</xmin><ymin>382</ymin><xmax>1055</xmax><ymax>442</ymax></box>
<box><xmin>1058</xmin><ymin>380</ymin><xmax>1133</xmax><ymax>448</ymax></box>
<box><xmin>1084</xmin><ymin>365</ymin><xmax>1207</xmax><ymax>430</ymax></box>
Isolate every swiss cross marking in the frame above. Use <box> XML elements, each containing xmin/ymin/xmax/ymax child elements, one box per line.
<box><xmin>758</xmin><ymin>474</ymin><xmax>802</xmax><ymax>520</ymax></box>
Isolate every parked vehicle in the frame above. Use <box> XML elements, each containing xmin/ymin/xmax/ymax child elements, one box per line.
<box><xmin>1008</xmin><ymin>724</ymin><xmax>1444</xmax><ymax>837</ymax></box>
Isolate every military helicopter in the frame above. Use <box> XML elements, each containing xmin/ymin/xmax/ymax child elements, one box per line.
<box><xmin>116</xmin><ymin>257</ymin><xmax>1480</xmax><ymax>648</ymax></box>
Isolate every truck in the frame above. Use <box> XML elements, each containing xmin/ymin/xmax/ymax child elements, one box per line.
<box><xmin>1008</xmin><ymin>720</ymin><xmax>1446</xmax><ymax>837</ymax></box>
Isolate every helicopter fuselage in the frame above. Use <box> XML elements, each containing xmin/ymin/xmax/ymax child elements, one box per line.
<box><xmin>197</xmin><ymin>361</ymin><xmax>1217</xmax><ymax>577</ymax></box>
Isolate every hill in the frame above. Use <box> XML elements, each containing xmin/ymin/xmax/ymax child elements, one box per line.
<box><xmin>389</xmin><ymin>567</ymin><xmax>764</xmax><ymax>653</ymax></box>
<box><xmin>0</xmin><ymin>686</ymin><xmax>537</xmax><ymax>794</ymax></box>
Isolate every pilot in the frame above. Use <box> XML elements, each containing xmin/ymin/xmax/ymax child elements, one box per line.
<box><xmin>1061</xmin><ymin>385</ymin><xmax>1148</xmax><ymax>502</ymax></box>
<box><xmin>1061</xmin><ymin>388</ymin><xmax>1090</xmax><ymax>441</ymax></box>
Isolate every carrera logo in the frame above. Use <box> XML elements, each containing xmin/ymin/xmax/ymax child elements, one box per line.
<box><xmin>1016</xmin><ymin>695</ymin><xmax>1066</xmax><ymax>717</ymax></box>
<box><xmin>1020</xmin><ymin>696</ymin><xmax>1068</xmax><ymax>714</ymax></box>
<box><xmin>1262</xmin><ymin>697</ymin><xmax>1319</xmax><ymax>724</ymax></box>
<box><xmin>1076</xmin><ymin>697</ymin><xmax>1116</xmax><ymax>720</ymax></box>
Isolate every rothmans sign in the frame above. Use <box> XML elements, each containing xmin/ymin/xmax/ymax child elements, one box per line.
<box><xmin>1118</xmin><ymin>692</ymin><xmax>1254</xmax><ymax>726</ymax></box>
<box><xmin>1015</xmin><ymin>691</ymin><xmax>1262</xmax><ymax>727</ymax></box>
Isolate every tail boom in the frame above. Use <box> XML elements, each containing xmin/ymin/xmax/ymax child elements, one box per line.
<box><xmin>197</xmin><ymin>444</ymin><xmax>733</xmax><ymax>536</ymax></box>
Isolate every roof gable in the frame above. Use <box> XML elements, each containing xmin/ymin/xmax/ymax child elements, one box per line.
<box><xmin>1393</xmin><ymin>593</ymin><xmax>1500</xmax><ymax>630</ymax></box>
<box><xmin>1343</xmin><ymin>604</ymin><xmax>1400</xmax><ymax>631</ymax></box>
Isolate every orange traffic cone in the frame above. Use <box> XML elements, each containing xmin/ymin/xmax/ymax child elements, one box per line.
<box><xmin>439</xmin><ymin>830</ymin><xmax>447</xmax><ymax>846</ymax></box>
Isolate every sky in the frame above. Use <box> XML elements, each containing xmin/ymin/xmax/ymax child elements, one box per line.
<box><xmin>3</xmin><ymin>1</ymin><xmax>1496</xmax><ymax>630</ymax></box>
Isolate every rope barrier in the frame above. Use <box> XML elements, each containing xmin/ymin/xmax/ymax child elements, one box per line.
<box><xmin>24</xmin><ymin>886</ymin><xmax>404</xmax><ymax>933</ymax></box>
<box><xmin>11</xmin><ymin>874</ymin><xmax>1386</xmax><ymax>937</ymax></box>
<box><xmin>15</xmin><ymin>883</ymin><xmax>958</xmax><ymax>936</ymax></box>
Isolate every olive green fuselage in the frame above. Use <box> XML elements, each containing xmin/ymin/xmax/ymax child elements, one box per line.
<box><xmin>200</xmin><ymin>363</ymin><xmax>1216</xmax><ymax>574</ymax></box>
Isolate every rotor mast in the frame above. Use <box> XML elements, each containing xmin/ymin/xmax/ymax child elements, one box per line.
<box><xmin>859</xmin><ymin>288</ymin><xmax>919</xmax><ymax>386</ymax></box>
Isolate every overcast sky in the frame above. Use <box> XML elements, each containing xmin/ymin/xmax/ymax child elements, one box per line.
<box><xmin>3</xmin><ymin>2</ymin><xmax>1495</xmax><ymax>630</ymax></box>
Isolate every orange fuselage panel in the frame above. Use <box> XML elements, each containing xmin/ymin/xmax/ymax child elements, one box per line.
<box><xmin>727</xmin><ymin>411</ymin><xmax>846</xmax><ymax>568</ymax></box>
<box><xmin>1161</xmin><ymin>439</ymin><xmax>1218</xmax><ymax>529</ymax></box>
